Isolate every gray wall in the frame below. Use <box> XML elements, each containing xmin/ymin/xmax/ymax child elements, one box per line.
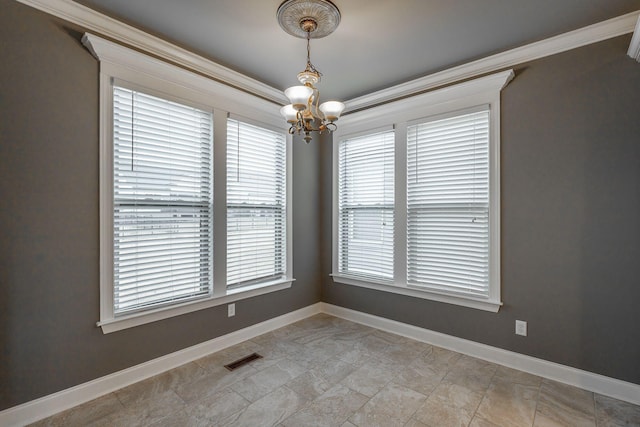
<box><xmin>321</xmin><ymin>35</ymin><xmax>640</xmax><ymax>385</ymax></box>
<box><xmin>2</xmin><ymin>0</ymin><xmax>640</xmax><ymax>413</ymax></box>
<box><xmin>0</xmin><ymin>2</ymin><xmax>321</xmax><ymax>410</ymax></box>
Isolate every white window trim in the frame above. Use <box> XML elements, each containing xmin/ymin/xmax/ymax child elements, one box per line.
<box><xmin>83</xmin><ymin>33</ymin><xmax>293</xmax><ymax>333</ymax></box>
<box><xmin>332</xmin><ymin>70</ymin><xmax>514</xmax><ymax>313</ymax></box>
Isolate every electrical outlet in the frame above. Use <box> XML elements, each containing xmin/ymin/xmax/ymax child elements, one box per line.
<box><xmin>515</xmin><ymin>320</ymin><xmax>527</xmax><ymax>336</ymax></box>
<box><xmin>228</xmin><ymin>303</ymin><xmax>235</xmax><ymax>317</ymax></box>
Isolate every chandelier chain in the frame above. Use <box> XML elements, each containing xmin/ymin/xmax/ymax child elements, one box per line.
<box><xmin>305</xmin><ymin>30</ymin><xmax>321</xmax><ymax>76</ymax></box>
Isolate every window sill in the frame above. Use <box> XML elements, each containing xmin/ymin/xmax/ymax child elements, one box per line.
<box><xmin>98</xmin><ymin>278</ymin><xmax>294</xmax><ymax>334</ymax></box>
<box><xmin>331</xmin><ymin>274</ymin><xmax>501</xmax><ymax>313</ymax></box>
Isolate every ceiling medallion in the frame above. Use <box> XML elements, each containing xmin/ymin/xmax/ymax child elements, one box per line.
<box><xmin>277</xmin><ymin>0</ymin><xmax>344</xmax><ymax>143</ymax></box>
<box><xmin>277</xmin><ymin>0</ymin><xmax>341</xmax><ymax>39</ymax></box>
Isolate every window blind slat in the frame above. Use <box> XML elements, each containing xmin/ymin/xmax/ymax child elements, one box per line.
<box><xmin>407</xmin><ymin>110</ymin><xmax>490</xmax><ymax>298</ymax></box>
<box><xmin>112</xmin><ymin>86</ymin><xmax>213</xmax><ymax>315</ymax></box>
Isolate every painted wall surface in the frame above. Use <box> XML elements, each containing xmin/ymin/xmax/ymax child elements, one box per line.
<box><xmin>0</xmin><ymin>2</ymin><xmax>321</xmax><ymax>410</ymax></box>
<box><xmin>2</xmin><ymin>0</ymin><xmax>640</xmax><ymax>413</ymax></box>
<box><xmin>321</xmin><ymin>35</ymin><xmax>640</xmax><ymax>385</ymax></box>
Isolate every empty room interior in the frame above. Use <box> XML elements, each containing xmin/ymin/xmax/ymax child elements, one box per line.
<box><xmin>1</xmin><ymin>0</ymin><xmax>640</xmax><ymax>426</ymax></box>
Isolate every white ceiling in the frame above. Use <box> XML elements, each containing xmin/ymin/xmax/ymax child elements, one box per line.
<box><xmin>75</xmin><ymin>0</ymin><xmax>640</xmax><ymax>102</ymax></box>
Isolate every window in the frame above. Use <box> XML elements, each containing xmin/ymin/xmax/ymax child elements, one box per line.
<box><xmin>227</xmin><ymin>119</ymin><xmax>287</xmax><ymax>290</ymax></box>
<box><xmin>407</xmin><ymin>109</ymin><xmax>490</xmax><ymax>299</ymax></box>
<box><xmin>112</xmin><ymin>86</ymin><xmax>213</xmax><ymax>315</ymax></box>
<box><xmin>333</xmin><ymin>70</ymin><xmax>512</xmax><ymax>312</ymax></box>
<box><xmin>338</xmin><ymin>130</ymin><xmax>394</xmax><ymax>281</ymax></box>
<box><xmin>87</xmin><ymin>33</ymin><xmax>292</xmax><ymax>333</ymax></box>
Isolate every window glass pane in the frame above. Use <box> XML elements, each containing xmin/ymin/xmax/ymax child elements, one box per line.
<box><xmin>227</xmin><ymin>119</ymin><xmax>286</xmax><ymax>288</ymax></box>
<box><xmin>339</xmin><ymin>130</ymin><xmax>395</xmax><ymax>280</ymax></box>
<box><xmin>407</xmin><ymin>109</ymin><xmax>490</xmax><ymax>298</ymax></box>
<box><xmin>113</xmin><ymin>86</ymin><xmax>213</xmax><ymax>314</ymax></box>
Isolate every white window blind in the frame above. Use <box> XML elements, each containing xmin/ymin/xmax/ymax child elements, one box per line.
<box><xmin>407</xmin><ymin>109</ymin><xmax>490</xmax><ymax>298</ymax></box>
<box><xmin>227</xmin><ymin>119</ymin><xmax>286</xmax><ymax>289</ymax></box>
<box><xmin>338</xmin><ymin>130</ymin><xmax>395</xmax><ymax>280</ymax></box>
<box><xmin>112</xmin><ymin>86</ymin><xmax>213</xmax><ymax>315</ymax></box>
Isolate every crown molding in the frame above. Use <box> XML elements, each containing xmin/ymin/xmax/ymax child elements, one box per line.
<box><xmin>628</xmin><ymin>15</ymin><xmax>640</xmax><ymax>61</ymax></box>
<box><xmin>13</xmin><ymin>1</ymin><xmax>640</xmax><ymax>112</ymax></box>
<box><xmin>345</xmin><ymin>10</ymin><xmax>640</xmax><ymax>113</ymax></box>
<box><xmin>14</xmin><ymin>0</ymin><xmax>288</xmax><ymax>105</ymax></box>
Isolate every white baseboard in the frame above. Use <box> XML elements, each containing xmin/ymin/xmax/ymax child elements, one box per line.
<box><xmin>0</xmin><ymin>303</ymin><xmax>322</xmax><ymax>427</ymax></box>
<box><xmin>321</xmin><ymin>303</ymin><xmax>640</xmax><ymax>406</ymax></box>
<box><xmin>3</xmin><ymin>302</ymin><xmax>639</xmax><ymax>426</ymax></box>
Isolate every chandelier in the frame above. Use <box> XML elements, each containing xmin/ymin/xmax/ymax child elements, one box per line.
<box><xmin>277</xmin><ymin>0</ymin><xmax>345</xmax><ymax>143</ymax></box>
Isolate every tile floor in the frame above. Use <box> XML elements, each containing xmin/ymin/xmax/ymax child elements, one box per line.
<box><xmin>31</xmin><ymin>314</ymin><xmax>640</xmax><ymax>426</ymax></box>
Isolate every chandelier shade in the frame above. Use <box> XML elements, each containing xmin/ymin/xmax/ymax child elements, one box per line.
<box><xmin>319</xmin><ymin>101</ymin><xmax>345</xmax><ymax>122</ymax></box>
<box><xmin>284</xmin><ymin>85</ymin><xmax>314</xmax><ymax>111</ymax></box>
<box><xmin>280</xmin><ymin>104</ymin><xmax>299</xmax><ymax>123</ymax></box>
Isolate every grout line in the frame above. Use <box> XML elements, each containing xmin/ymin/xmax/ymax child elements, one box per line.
<box><xmin>531</xmin><ymin>379</ymin><xmax>543</xmax><ymax>427</ymax></box>
<box><xmin>593</xmin><ymin>392</ymin><xmax>599</xmax><ymax>427</ymax></box>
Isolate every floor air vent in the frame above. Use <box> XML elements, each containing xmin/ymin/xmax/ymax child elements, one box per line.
<box><xmin>224</xmin><ymin>353</ymin><xmax>263</xmax><ymax>371</ymax></box>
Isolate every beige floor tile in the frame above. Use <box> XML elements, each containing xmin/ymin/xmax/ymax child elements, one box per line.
<box><xmin>349</xmin><ymin>410</ymin><xmax>404</xmax><ymax>427</ymax></box>
<box><xmin>336</xmin><ymin>344</ymin><xmax>378</xmax><ymax>367</ymax></box>
<box><xmin>410</xmin><ymin>346</ymin><xmax>461</xmax><ymax>374</ymax></box>
<box><xmin>305</xmin><ymin>336</ymin><xmax>355</xmax><ymax>360</ymax></box>
<box><xmin>469</xmin><ymin>416</ymin><xmax>503</xmax><ymax>427</ymax></box>
<box><xmin>404</xmin><ymin>418</ymin><xmax>430</xmax><ymax>427</ymax></box>
<box><xmin>340</xmin><ymin>360</ymin><xmax>397</xmax><ymax>397</ymax></box>
<box><xmin>146</xmin><ymin>409</ymin><xmax>208</xmax><ymax>427</ymax></box>
<box><xmin>330</xmin><ymin>322</ymin><xmax>374</xmax><ymax>344</ymax></box>
<box><xmin>269</xmin><ymin>323</ymin><xmax>306</xmax><ymax>340</ymax></box>
<box><xmin>310</xmin><ymin>356</ymin><xmax>358</xmax><ymax>385</ymax></box>
<box><xmin>534</xmin><ymin>405</ymin><xmax>596</xmax><ymax>427</ymax></box>
<box><xmin>231</xmin><ymin>360</ymin><xmax>306</xmax><ymax>402</ymax></box>
<box><xmin>29</xmin><ymin>315</ymin><xmax>640</xmax><ymax>427</ymax></box>
<box><xmin>275</xmin><ymin>340</ymin><xmax>329</xmax><ymax>369</ymax></box>
<box><xmin>538</xmin><ymin>379</ymin><xmax>595</xmax><ymax>416</ymax></box>
<box><xmin>114</xmin><ymin>361</ymin><xmax>207</xmax><ymax>406</ymax></box>
<box><xmin>475</xmin><ymin>379</ymin><xmax>538</xmax><ymax>426</ymax></box>
<box><xmin>174</xmin><ymin>363</ymin><xmax>257</xmax><ymax>403</ymax></box>
<box><xmin>92</xmin><ymin>389</ymin><xmax>185</xmax><ymax>426</ymax></box>
<box><xmin>393</xmin><ymin>364</ymin><xmax>445</xmax><ymax>396</ymax></box>
<box><xmin>221</xmin><ymin>385</ymin><xmax>308</xmax><ymax>427</ymax></box>
<box><xmin>195</xmin><ymin>340</ymin><xmax>262</xmax><ymax>372</ymax></box>
<box><xmin>427</xmin><ymin>381</ymin><xmax>485</xmax><ymax>418</ymax></box>
<box><xmin>286</xmin><ymin>369</ymin><xmax>332</xmax><ymax>401</ymax></box>
<box><xmin>413</xmin><ymin>399</ymin><xmax>473</xmax><ymax>427</ymax></box>
<box><xmin>349</xmin><ymin>382</ymin><xmax>427</xmax><ymax>427</ymax></box>
<box><xmin>379</xmin><ymin>339</ymin><xmax>431</xmax><ymax>366</ymax></box>
<box><xmin>29</xmin><ymin>393</ymin><xmax>124</xmax><ymax>427</ymax></box>
<box><xmin>443</xmin><ymin>355</ymin><xmax>498</xmax><ymax>392</ymax></box>
<box><xmin>493</xmin><ymin>366</ymin><xmax>543</xmax><ymax>387</ymax></box>
<box><xmin>370</xmin><ymin>329</ymin><xmax>406</xmax><ymax>344</ymax></box>
<box><xmin>183</xmin><ymin>388</ymin><xmax>250</xmax><ymax>424</ymax></box>
<box><xmin>355</xmin><ymin>332</ymin><xmax>397</xmax><ymax>353</ymax></box>
<box><xmin>595</xmin><ymin>394</ymin><xmax>640</xmax><ymax>427</ymax></box>
<box><xmin>281</xmin><ymin>384</ymin><xmax>368</xmax><ymax>427</ymax></box>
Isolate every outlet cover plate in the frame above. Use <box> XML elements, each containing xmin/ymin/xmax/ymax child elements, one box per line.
<box><xmin>515</xmin><ymin>320</ymin><xmax>527</xmax><ymax>336</ymax></box>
